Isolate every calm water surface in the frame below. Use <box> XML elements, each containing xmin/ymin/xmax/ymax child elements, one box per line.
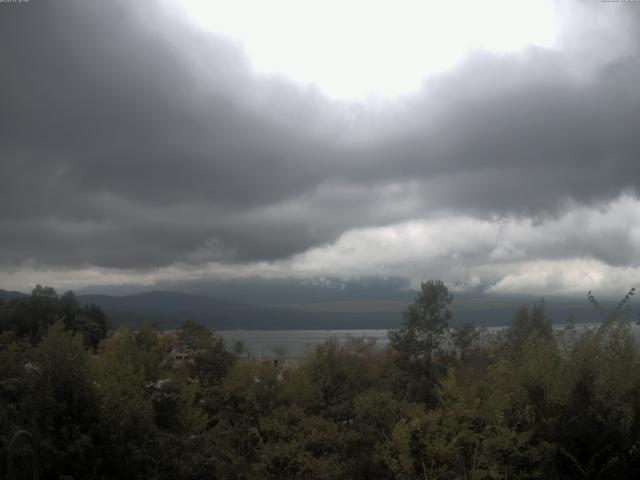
<box><xmin>219</xmin><ymin>323</ymin><xmax>640</xmax><ymax>358</ymax></box>
<box><xmin>219</xmin><ymin>329</ymin><xmax>391</xmax><ymax>358</ymax></box>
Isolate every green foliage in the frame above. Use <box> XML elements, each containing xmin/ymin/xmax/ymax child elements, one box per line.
<box><xmin>233</xmin><ymin>339</ymin><xmax>247</xmax><ymax>356</ymax></box>
<box><xmin>257</xmin><ymin>405</ymin><xmax>343</xmax><ymax>479</ymax></box>
<box><xmin>177</xmin><ymin>320</ymin><xmax>235</xmax><ymax>386</ymax></box>
<box><xmin>0</xmin><ymin>285</ymin><xmax>108</xmax><ymax>347</ymax></box>
<box><xmin>389</xmin><ymin>279</ymin><xmax>453</xmax><ymax>404</ymax></box>
<box><xmin>300</xmin><ymin>336</ymin><xmax>380</xmax><ymax>421</ymax></box>
<box><xmin>390</xmin><ymin>280</ymin><xmax>453</xmax><ymax>363</ymax></box>
<box><xmin>3</xmin><ymin>283</ymin><xmax>640</xmax><ymax>479</ymax></box>
<box><xmin>177</xmin><ymin>320</ymin><xmax>215</xmax><ymax>350</ymax></box>
<box><xmin>588</xmin><ymin>287</ymin><xmax>636</xmax><ymax>322</ymax></box>
<box><xmin>452</xmin><ymin>322</ymin><xmax>482</xmax><ymax>361</ymax></box>
<box><xmin>504</xmin><ymin>300</ymin><xmax>553</xmax><ymax>352</ymax></box>
<box><xmin>14</xmin><ymin>322</ymin><xmax>100</xmax><ymax>479</ymax></box>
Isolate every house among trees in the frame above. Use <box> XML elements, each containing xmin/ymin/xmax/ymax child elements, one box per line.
<box><xmin>170</xmin><ymin>344</ymin><xmax>195</xmax><ymax>366</ymax></box>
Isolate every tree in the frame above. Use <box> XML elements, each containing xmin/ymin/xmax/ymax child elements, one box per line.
<box><xmin>232</xmin><ymin>340</ymin><xmax>247</xmax><ymax>356</ymax></box>
<box><xmin>505</xmin><ymin>300</ymin><xmax>552</xmax><ymax>350</ymax></box>
<box><xmin>451</xmin><ymin>323</ymin><xmax>481</xmax><ymax>361</ymax></box>
<box><xmin>31</xmin><ymin>284</ymin><xmax>57</xmax><ymax>298</ymax></box>
<box><xmin>0</xmin><ymin>287</ymin><xmax>107</xmax><ymax>347</ymax></box>
<box><xmin>300</xmin><ymin>337</ymin><xmax>379</xmax><ymax>422</ymax></box>
<box><xmin>24</xmin><ymin>322</ymin><xmax>101</xmax><ymax>479</ymax></box>
<box><xmin>588</xmin><ymin>288</ymin><xmax>636</xmax><ymax>322</ymax></box>
<box><xmin>177</xmin><ymin>320</ymin><xmax>216</xmax><ymax>351</ymax></box>
<box><xmin>390</xmin><ymin>280</ymin><xmax>452</xmax><ymax>367</ymax></box>
<box><xmin>176</xmin><ymin>320</ymin><xmax>234</xmax><ymax>386</ymax></box>
<box><xmin>389</xmin><ymin>280</ymin><xmax>453</xmax><ymax>403</ymax></box>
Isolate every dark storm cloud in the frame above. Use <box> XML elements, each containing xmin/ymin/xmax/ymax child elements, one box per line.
<box><xmin>0</xmin><ymin>0</ymin><xmax>342</xmax><ymax>266</ymax></box>
<box><xmin>1</xmin><ymin>0</ymin><xmax>640</xmax><ymax>271</ymax></box>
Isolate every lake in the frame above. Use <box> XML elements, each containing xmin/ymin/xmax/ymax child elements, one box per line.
<box><xmin>219</xmin><ymin>323</ymin><xmax>640</xmax><ymax>358</ymax></box>
<box><xmin>218</xmin><ymin>329</ymin><xmax>391</xmax><ymax>358</ymax></box>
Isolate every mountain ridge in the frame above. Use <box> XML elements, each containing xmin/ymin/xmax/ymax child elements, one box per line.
<box><xmin>0</xmin><ymin>288</ymin><xmax>627</xmax><ymax>330</ymax></box>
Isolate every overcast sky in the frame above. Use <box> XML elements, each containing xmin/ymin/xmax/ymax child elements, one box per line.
<box><xmin>1</xmin><ymin>0</ymin><xmax>640</xmax><ymax>296</ymax></box>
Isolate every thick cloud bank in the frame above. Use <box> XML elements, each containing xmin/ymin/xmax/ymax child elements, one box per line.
<box><xmin>1</xmin><ymin>0</ymin><xmax>639</xmax><ymax>294</ymax></box>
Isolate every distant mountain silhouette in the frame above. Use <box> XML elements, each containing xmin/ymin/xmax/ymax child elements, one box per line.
<box><xmin>0</xmin><ymin>289</ymin><xmax>28</xmax><ymax>301</ymax></box>
<box><xmin>2</xmin><ymin>288</ymin><xmax>624</xmax><ymax>330</ymax></box>
<box><xmin>76</xmin><ymin>290</ymin><xmax>401</xmax><ymax>330</ymax></box>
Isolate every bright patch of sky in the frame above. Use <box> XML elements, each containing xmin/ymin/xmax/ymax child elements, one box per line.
<box><xmin>176</xmin><ymin>0</ymin><xmax>558</xmax><ymax>100</ymax></box>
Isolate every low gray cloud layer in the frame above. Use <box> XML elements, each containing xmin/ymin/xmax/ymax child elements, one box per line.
<box><xmin>1</xmin><ymin>0</ymin><xmax>640</xmax><ymax>287</ymax></box>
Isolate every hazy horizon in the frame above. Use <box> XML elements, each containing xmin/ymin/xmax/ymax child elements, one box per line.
<box><xmin>2</xmin><ymin>0</ymin><xmax>640</xmax><ymax>298</ymax></box>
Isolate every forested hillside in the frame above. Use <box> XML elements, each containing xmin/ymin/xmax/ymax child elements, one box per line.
<box><xmin>1</xmin><ymin>282</ymin><xmax>640</xmax><ymax>479</ymax></box>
